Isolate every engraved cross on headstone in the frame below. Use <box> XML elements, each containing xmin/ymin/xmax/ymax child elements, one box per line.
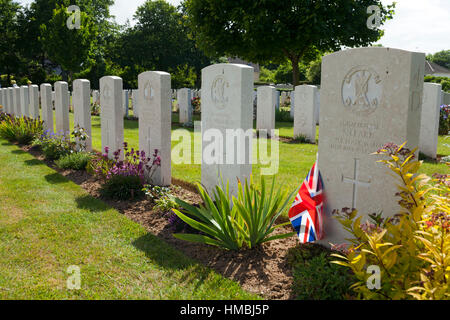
<box><xmin>341</xmin><ymin>158</ymin><xmax>372</xmax><ymax>208</ymax></box>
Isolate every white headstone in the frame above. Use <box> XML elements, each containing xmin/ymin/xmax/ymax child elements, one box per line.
<box><xmin>29</xmin><ymin>85</ymin><xmax>39</xmax><ymax>119</ymax></box>
<box><xmin>132</xmin><ymin>89</ymin><xmax>139</xmax><ymax>118</ymax></box>
<box><xmin>317</xmin><ymin>47</ymin><xmax>425</xmax><ymax>245</ymax></box>
<box><xmin>8</xmin><ymin>88</ymin><xmax>12</xmax><ymax>114</ymax></box>
<box><xmin>201</xmin><ymin>63</ymin><xmax>254</xmax><ymax>196</ymax></box>
<box><xmin>40</xmin><ymin>84</ymin><xmax>53</xmax><ymax>133</ymax></box>
<box><xmin>419</xmin><ymin>83</ymin><xmax>443</xmax><ymax>159</ymax></box>
<box><xmin>8</xmin><ymin>87</ymin><xmax>15</xmax><ymax>115</ymax></box>
<box><xmin>4</xmin><ymin>88</ymin><xmax>10</xmax><ymax>114</ymax></box>
<box><xmin>290</xmin><ymin>91</ymin><xmax>295</xmax><ymax>118</ymax></box>
<box><xmin>0</xmin><ymin>89</ymin><xmax>4</xmax><ymax>112</ymax></box>
<box><xmin>138</xmin><ymin>71</ymin><xmax>172</xmax><ymax>186</ymax></box>
<box><xmin>73</xmin><ymin>79</ymin><xmax>92</xmax><ymax>151</ymax></box>
<box><xmin>443</xmin><ymin>91</ymin><xmax>450</xmax><ymax>105</ymax></box>
<box><xmin>13</xmin><ymin>87</ymin><xmax>21</xmax><ymax>117</ymax></box>
<box><xmin>0</xmin><ymin>89</ymin><xmax>5</xmax><ymax>113</ymax></box>
<box><xmin>54</xmin><ymin>81</ymin><xmax>70</xmax><ymax>136</ymax></box>
<box><xmin>294</xmin><ymin>85</ymin><xmax>318</xmax><ymax>143</ymax></box>
<box><xmin>20</xmin><ymin>86</ymin><xmax>30</xmax><ymax>117</ymax></box>
<box><xmin>314</xmin><ymin>89</ymin><xmax>320</xmax><ymax>125</ymax></box>
<box><xmin>256</xmin><ymin>86</ymin><xmax>276</xmax><ymax>133</ymax></box>
<box><xmin>177</xmin><ymin>88</ymin><xmax>192</xmax><ymax>124</ymax></box>
<box><xmin>274</xmin><ymin>90</ymin><xmax>280</xmax><ymax>110</ymax></box>
<box><xmin>100</xmin><ymin>76</ymin><xmax>124</xmax><ymax>159</ymax></box>
<box><xmin>122</xmin><ymin>90</ymin><xmax>129</xmax><ymax>117</ymax></box>
<box><xmin>92</xmin><ymin>90</ymin><xmax>99</xmax><ymax>105</ymax></box>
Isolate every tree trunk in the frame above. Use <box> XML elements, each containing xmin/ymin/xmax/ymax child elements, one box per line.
<box><xmin>290</xmin><ymin>56</ymin><xmax>300</xmax><ymax>86</ymax></box>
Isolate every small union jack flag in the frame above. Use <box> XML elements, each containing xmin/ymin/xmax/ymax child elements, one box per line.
<box><xmin>288</xmin><ymin>161</ymin><xmax>324</xmax><ymax>243</ymax></box>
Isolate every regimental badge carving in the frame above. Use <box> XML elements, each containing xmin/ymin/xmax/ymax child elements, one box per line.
<box><xmin>144</xmin><ymin>81</ymin><xmax>154</xmax><ymax>101</ymax></box>
<box><xmin>342</xmin><ymin>66</ymin><xmax>382</xmax><ymax>116</ymax></box>
<box><xmin>211</xmin><ymin>75</ymin><xmax>229</xmax><ymax>109</ymax></box>
<box><xmin>102</xmin><ymin>84</ymin><xmax>111</xmax><ymax>100</ymax></box>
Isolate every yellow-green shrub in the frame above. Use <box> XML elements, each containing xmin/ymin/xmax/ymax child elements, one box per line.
<box><xmin>331</xmin><ymin>142</ymin><xmax>449</xmax><ymax>300</ymax></box>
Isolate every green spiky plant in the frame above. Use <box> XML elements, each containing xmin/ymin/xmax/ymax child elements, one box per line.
<box><xmin>172</xmin><ymin>176</ymin><xmax>296</xmax><ymax>250</ymax></box>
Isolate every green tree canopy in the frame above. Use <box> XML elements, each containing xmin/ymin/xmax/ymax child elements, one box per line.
<box><xmin>111</xmin><ymin>0</ymin><xmax>210</xmax><ymax>88</ymax></box>
<box><xmin>185</xmin><ymin>0</ymin><xmax>395</xmax><ymax>85</ymax></box>
<box><xmin>39</xmin><ymin>4</ymin><xmax>98</xmax><ymax>82</ymax></box>
<box><xmin>427</xmin><ymin>50</ymin><xmax>450</xmax><ymax>70</ymax></box>
<box><xmin>0</xmin><ymin>0</ymin><xmax>21</xmax><ymax>85</ymax></box>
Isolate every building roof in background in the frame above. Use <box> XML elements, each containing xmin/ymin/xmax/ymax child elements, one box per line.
<box><xmin>425</xmin><ymin>60</ymin><xmax>450</xmax><ymax>75</ymax></box>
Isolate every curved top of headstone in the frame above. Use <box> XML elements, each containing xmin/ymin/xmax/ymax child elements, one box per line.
<box><xmin>202</xmin><ymin>63</ymin><xmax>254</xmax><ymax>73</ymax></box>
<box><xmin>139</xmin><ymin>71</ymin><xmax>170</xmax><ymax>77</ymax></box>
<box><xmin>100</xmin><ymin>75</ymin><xmax>122</xmax><ymax>81</ymax></box>
<box><xmin>73</xmin><ymin>79</ymin><xmax>90</xmax><ymax>84</ymax></box>
<box><xmin>324</xmin><ymin>46</ymin><xmax>425</xmax><ymax>60</ymax></box>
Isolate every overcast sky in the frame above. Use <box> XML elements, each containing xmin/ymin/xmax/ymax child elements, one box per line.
<box><xmin>18</xmin><ymin>0</ymin><xmax>450</xmax><ymax>55</ymax></box>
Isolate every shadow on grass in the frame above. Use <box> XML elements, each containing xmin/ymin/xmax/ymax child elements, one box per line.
<box><xmin>44</xmin><ymin>172</ymin><xmax>69</xmax><ymax>184</ymax></box>
<box><xmin>124</xmin><ymin>119</ymin><xmax>138</xmax><ymax>130</ymax></box>
<box><xmin>11</xmin><ymin>149</ymin><xmax>26</xmax><ymax>155</ymax></box>
<box><xmin>75</xmin><ymin>194</ymin><xmax>110</xmax><ymax>213</ymax></box>
<box><xmin>1</xmin><ymin>141</ymin><xmax>13</xmax><ymax>146</ymax></box>
<box><xmin>24</xmin><ymin>159</ymin><xmax>43</xmax><ymax>166</ymax></box>
<box><xmin>132</xmin><ymin>233</ymin><xmax>194</xmax><ymax>270</ymax></box>
<box><xmin>419</xmin><ymin>152</ymin><xmax>446</xmax><ymax>165</ymax></box>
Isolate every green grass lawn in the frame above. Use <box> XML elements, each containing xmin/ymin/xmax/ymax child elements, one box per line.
<box><xmin>0</xmin><ymin>139</ymin><xmax>259</xmax><ymax>299</ymax></box>
<box><xmin>57</xmin><ymin>110</ymin><xmax>449</xmax><ymax>197</ymax></box>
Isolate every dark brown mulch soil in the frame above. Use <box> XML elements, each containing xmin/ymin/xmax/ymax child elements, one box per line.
<box><xmin>19</xmin><ymin>144</ymin><xmax>300</xmax><ymax>300</ymax></box>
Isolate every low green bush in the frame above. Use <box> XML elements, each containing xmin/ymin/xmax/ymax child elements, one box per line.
<box><xmin>55</xmin><ymin>152</ymin><xmax>92</xmax><ymax>170</ymax></box>
<box><xmin>33</xmin><ymin>131</ymin><xmax>73</xmax><ymax>160</ymax></box>
<box><xmin>439</xmin><ymin>105</ymin><xmax>449</xmax><ymax>135</ymax></box>
<box><xmin>292</xmin><ymin>134</ymin><xmax>313</xmax><ymax>144</ymax></box>
<box><xmin>275</xmin><ymin>108</ymin><xmax>293</xmax><ymax>122</ymax></box>
<box><xmin>0</xmin><ymin>114</ymin><xmax>43</xmax><ymax>145</ymax></box>
<box><xmin>424</xmin><ymin>75</ymin><xmax>450</xmax><ymax>92</ymax></box>
<box><xmin>331</xmin><ymin>143</ymin><xmax>449</xmax><ymax>300</ymax></box>
<box><xmin>100</xmin><ymin>174</ymin><xmax>145</xmax><ymax>200</ymax></box>
<box><xmin>287</xmin><ymin>244</ymin><xmax>356</xmax><ymax>300</ymax></box>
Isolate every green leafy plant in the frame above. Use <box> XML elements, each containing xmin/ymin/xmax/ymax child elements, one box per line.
<box><xmin>100</xmin><ymin>175</ymin><xmax>145</xmax><ymax>200</ymax></box>
<box><xmin>275</xmin><ymin>107</ymin><xmax>293</xmax><ymax>123</ymax></box>
<box><xmin>33</xmin><ymin>126</ymin><xmax>90</xmax><ymax>161</ymax></box>
<box><xmin>90</xmin><ymin>102</ymin><xmax>100</xmax><ymax>116</ymax></box>
<box><xmin>439</xmin><ymin>105</ymin><xmax>449</xmax><ymax>135</ymax></box>
<box><xmin>172</xmin><ymin>176</ymin><xmax>296</xmax><ymax>250</ymax></box>
<box><xmin>0</xmin><ymin>114</ymin><xmax>43</xmax><ymax>145</ymax></box>
<box><xmin>288</xmin><ymin>244</ymin><xmax>356</xmax><ymax>300</ymax></box>
<box><xmin>292</xmin><ymin>134</ymin><xmax>312</xmax><ymax>144</ymax></box>
<box><xmin>55</xmin><ymin>152</ymin><xmax>92</xmax><ymax>170</ymax></box>
<box><xmin>143</xmin><ymin>185</ymin><xmax>178</xmax><ymax>212</ymax></box>
<box><xmin>331</xmin><ymin>142</ymin><xmax>449</xmax><ymax>300</ymax></box>
<box><xmin>33</xmin><ymin>130</ymin><xmax>73</xmax><ymax>160</ymax></box>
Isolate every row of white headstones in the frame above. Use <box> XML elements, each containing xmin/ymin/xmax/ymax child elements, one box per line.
<box><xmin>0</xmin><ymin>47</ymin><xmax>449</xmax><ymax>244</ymax></box>
<box><xmin>256</xmin><ymin>82</ymin><xmax>449</xmax><ymax>160</ymax></box>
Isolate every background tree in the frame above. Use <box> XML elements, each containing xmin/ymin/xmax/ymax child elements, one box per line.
<box><xmin>39</xmin><ymin>4</ymin><xmax>98</xmax><ymax>82</ymax></box>
<box><xmin>0</xmin><ymin>0</ymin><xmax>21</xmax><ymax>86</ymax></box>
<box><xmin>184</xmin><ymin>0</ymin><xmax>395</xmax><ymax>85</ymax></box>
<box><xmin>427</xmin><ymin>50</ymin><xmax>450</xmax><ymax>70</ymax></box>
<box><xmin>112</xmin><ymin>0</ymin><xmax>210</xmax><ymax>88</ymax></box>
<box><xmin>16</xmin><ymin>0</ymin><xmax>113</xmax><ymax>85</ymax></box>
